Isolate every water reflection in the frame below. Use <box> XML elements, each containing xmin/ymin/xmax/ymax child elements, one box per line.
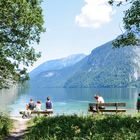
<box><xmin>0</xmin><ymin>83</ymin><xmax>29</xmax><ymax>115</ymax></box>
<box><xmin>0</xmin><ymin>86</ymin><xmax>18</xmax><ymax>114</ymax></box>
<box><xmin>64</xmin><ymin>88</ymin><xmax>138</xmax><ymax>105</ymax></box>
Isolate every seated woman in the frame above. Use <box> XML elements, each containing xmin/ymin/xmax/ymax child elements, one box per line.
<box><xmin>35</xmin><ymin>101</ymin><xmax>42</xmax><ymax>111</ymax></box>
<box><xmin>46</xmin><ymin>97</ymin><xmax>53</xmax><ymax>111</ymax></box>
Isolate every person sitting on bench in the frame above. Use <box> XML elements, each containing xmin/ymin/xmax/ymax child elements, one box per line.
<box><xmin>46</xmin><ymin>96</ymin><xmax>53</xmax><ymax>111</ymax></box>
<box><xmin>22</xmin><ymin>99</ymin><xmax>36</xmax><ymax>119</ymax></box>
<box><xmin>28</xmin><ymin>99</ymin><xmax>36</xmax><ymax>110</ymax></box>
<box><xmin>94</xmin><ymin>95</ymin><xmax>105</xmax><ymax>110</ymax></box>
<box><xmin>34</xmin><ymin>101</ymin><xmax>42</xmax><ymax>111</ymax></box>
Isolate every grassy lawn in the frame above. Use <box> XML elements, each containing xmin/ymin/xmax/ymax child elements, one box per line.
<box><xmin>25</xmin><ymin>114</ymin><xmax>140</xmax><ymax>140</ymax></box>
<box><xmin>0</xmin><ymin>114</ymin><xmax>12</xmax><ymax>140</ymax></box>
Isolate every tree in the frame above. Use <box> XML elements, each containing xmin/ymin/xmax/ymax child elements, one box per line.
<box><xmin>109</xmin><ymin>0</ymin><xmax>140</xmax><ymax>47</ymax></box>
<box><xmin>0</xmin><ymin>0</ymin><xmax>45</xmax><ymax>88</ymax></box>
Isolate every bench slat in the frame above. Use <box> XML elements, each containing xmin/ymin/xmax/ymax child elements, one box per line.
<box><xmin>31</xmin><ymin>111</ymin><xmax>53</xmax><ymax>114</ymax></box>
<box><xmin>99</xmin><ymin>109</ymin><xmax>126</xmax><ymax>112</ymax></box>
<box><xmin>88</xmin><ymin>102</ymin><xmax>126</xmax><ymax>114</ymax></box>
<box><xmin>19</xmin><ymin>111</ymin><xmax>53</xmax><ymax>115</ymax></box>
<box><xmin>89</xmin><ymin>109</ymin><xmax>126</xmax><ymax>113</ymax></box>
<box><xmin>89</xmin><ymin>103</ymin><xmax>126</xmax><ymax>107</ymax></box>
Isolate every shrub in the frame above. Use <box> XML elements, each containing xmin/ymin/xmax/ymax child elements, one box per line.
<box><xmin>0</xmin><ymin>113</ymin><xmax>12</xmax><ymax>140</ymax></box>
<box><xmin>25</xmin><ymin>114</ymin><xmax>140</xmax><ymax>140</ymax></box>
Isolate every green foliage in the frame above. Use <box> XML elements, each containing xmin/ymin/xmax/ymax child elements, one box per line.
<box><xmin>0</xmin><ymin>114</ymin><xmax>12</xmax><ymax>140</ymax></box>
<box><xmin>109</xmin><ymin>0</ymin><xmax>140</xmax><ymax>47</ymax></box>
<box><xmin>25</xmin><ymin>115</ymin><xmax>140</xmax><ymax>140</ymax></box>
<box><xmin>64</xmin><ymin>46</ymin><xmax>138</xmax><ymax>88</ymax></box>
<box><xmin>0</xmin><ymin>0</ymin><xmax>45</xmax><ymax>88</ymax></box>
<box><xmin>64</xmin><ymin>68</ymin><xmax>131</xmax><ymax>88</ymax></box>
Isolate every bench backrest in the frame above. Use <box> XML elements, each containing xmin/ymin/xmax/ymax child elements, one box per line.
<box><xmin>89</xmin><ymin>103</ymin><xmax>126</xmax><ymax>107</ymax></box>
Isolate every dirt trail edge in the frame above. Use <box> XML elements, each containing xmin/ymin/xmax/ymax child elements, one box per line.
<box><xmin>5</xmin><ymin>117</ymin><xmax>29</xmax><ymax>140</ymax></box>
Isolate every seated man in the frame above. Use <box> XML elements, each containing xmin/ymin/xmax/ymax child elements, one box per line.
<box><xmin>94</xmin><ymin>95</ymin><xmax>105</xmax><ymax>110</ymax></box>
<box><xmin>22</xmin><ymin>99</ymin><xmax>36</xmax><ymax>119</ymax></box>
<box><xmin>28</xmin><ymin>99</ymin><xmax>36</xmax><ymax>110</ymax></box>
<box><xmin>46</xmin><ymin>96</ymin><xmax>53</xmax><ymax>111</ymax></box>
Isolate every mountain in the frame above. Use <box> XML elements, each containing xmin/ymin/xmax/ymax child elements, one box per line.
<box><xmin>29</xmin><ymin>54</ymin><xmax>86</xmax><ymax>87</ymax></box>
<box><xmin>30</xmin><ymin>40</ymin><xmax>140</xmax><ymax>88</ymax></box>
<box><xmin>30</xmin><ymin>54</ymin><xmax>86</xmax><ymax>78</ymax></box>
<box><xmin>64</xmin><ymin>41</ymin><xmax>140</xmax><ymax>88</ymax></box>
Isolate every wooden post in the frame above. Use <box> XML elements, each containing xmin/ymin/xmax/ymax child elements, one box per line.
<box><xmin>116</xmin><ymin>103</ymin><xmax>118</xmax><ymax>114</ymax></box>
<box><xmin>96</xmin><ymin>103</ymin><xmax>99</xmax><ymax>113</ymax></box>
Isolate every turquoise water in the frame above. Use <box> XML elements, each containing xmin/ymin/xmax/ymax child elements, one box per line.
<box><xmin>0</xmin><ymin>84</ymin><xmax>139</xmax><ymax>116</ymax></box>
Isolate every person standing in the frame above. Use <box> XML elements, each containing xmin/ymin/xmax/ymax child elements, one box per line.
<box><xmin>137</xmin><ymin>93</ymin><xmax>140</xmax><ymax>112</ymax></box>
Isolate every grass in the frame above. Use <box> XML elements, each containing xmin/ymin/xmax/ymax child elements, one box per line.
<box><xmin>25</xmin><ymin>114</ymin><xmax>140</xmax><ymax>140</ymax></box>
<box><xmin>0</xmin><ymin>113</ymin><xmax>12</xmax><ymax>140</ymax></box>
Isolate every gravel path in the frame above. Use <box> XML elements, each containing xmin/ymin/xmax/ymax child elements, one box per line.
<box><xmin>5</xmin><ymin>117</ymin><xmax>29</xmax><ymax>140</ymax></box>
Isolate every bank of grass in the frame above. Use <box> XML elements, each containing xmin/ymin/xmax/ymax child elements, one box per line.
<box><xmin>0</xmin><ymin>114</ymin><xmax>12</xmax><ymax>140</ymax></box>
<box><xmin>25</xmin><ymin>114</ymin><xmax>140</xmax><ymax>140</ymax></box>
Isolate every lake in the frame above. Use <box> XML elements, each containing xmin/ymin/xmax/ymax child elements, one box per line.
<box><xmin>0</xmin><ymin>84</ymin><xmax>139</xmax><ymax>116</ymax></box>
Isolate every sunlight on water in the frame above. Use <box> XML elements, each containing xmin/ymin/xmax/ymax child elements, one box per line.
<box><xmin>0</xmin><ymin>85</ymin><xmax>139</xmax><ymax>116</ymax></box>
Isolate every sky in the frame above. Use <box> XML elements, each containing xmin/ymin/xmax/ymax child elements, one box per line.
<box><xmin>29</xmin><ymin>0</ymin><xmax>128</xmax><ymax>71</ymax></box>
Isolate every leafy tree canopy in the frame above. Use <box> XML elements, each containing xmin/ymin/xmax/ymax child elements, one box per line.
<box><xmin>109</xmin><ymin>0</ymin><xmax>140</xmax><ymax>47</ymax></box>
<box><xmin>0</xmin><ymin>0</ymin><xmax>45</xmax><ymax>88</ymax></box>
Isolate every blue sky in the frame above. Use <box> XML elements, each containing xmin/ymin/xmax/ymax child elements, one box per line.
<box><xmin>30</xmin><ymin>0</ymin><xmax>128</xmax><ymax>71</ymax></box>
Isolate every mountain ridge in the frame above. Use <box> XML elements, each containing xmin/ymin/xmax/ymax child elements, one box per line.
<box><xmin>30</xmin><ymin>41</ymin><xmax>140</xmax><ymax>88</ymax></box>
<box><xmin>30</xmin><ymin>53</ymin><xmax>86</xmax><ymax>78</ymax></box>
<box><xmin>65</xmin><ymin>41</ymin><xmax>140</xmax><ymax>87</ymax></box>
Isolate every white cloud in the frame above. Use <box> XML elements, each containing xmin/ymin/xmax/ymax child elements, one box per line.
<box><xmin>75</xmin><ymin>0</ymin><xmax>116</xmax><ymax>28</ymax></box>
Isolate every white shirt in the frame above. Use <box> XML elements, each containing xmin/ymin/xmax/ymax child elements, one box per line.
<box><xmin>97</xmin><ymin>96</ymin><xmax>104</xmax><ymax>103</ymax></box>
<box><xmin>35</xmin><ymin>103</ymin><xmax>42</xmax><ymax>111</ymax></box>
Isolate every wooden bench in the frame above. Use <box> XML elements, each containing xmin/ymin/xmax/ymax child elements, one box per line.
<box><xmin>19</xmin><ymin>110</ymin><xmax>53</xmax><ymax>117</ymax></box>
<box><xmin>88</xmin><ymin>102</ymin><xmax>126</xmax><ymax>114</ymax></box>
